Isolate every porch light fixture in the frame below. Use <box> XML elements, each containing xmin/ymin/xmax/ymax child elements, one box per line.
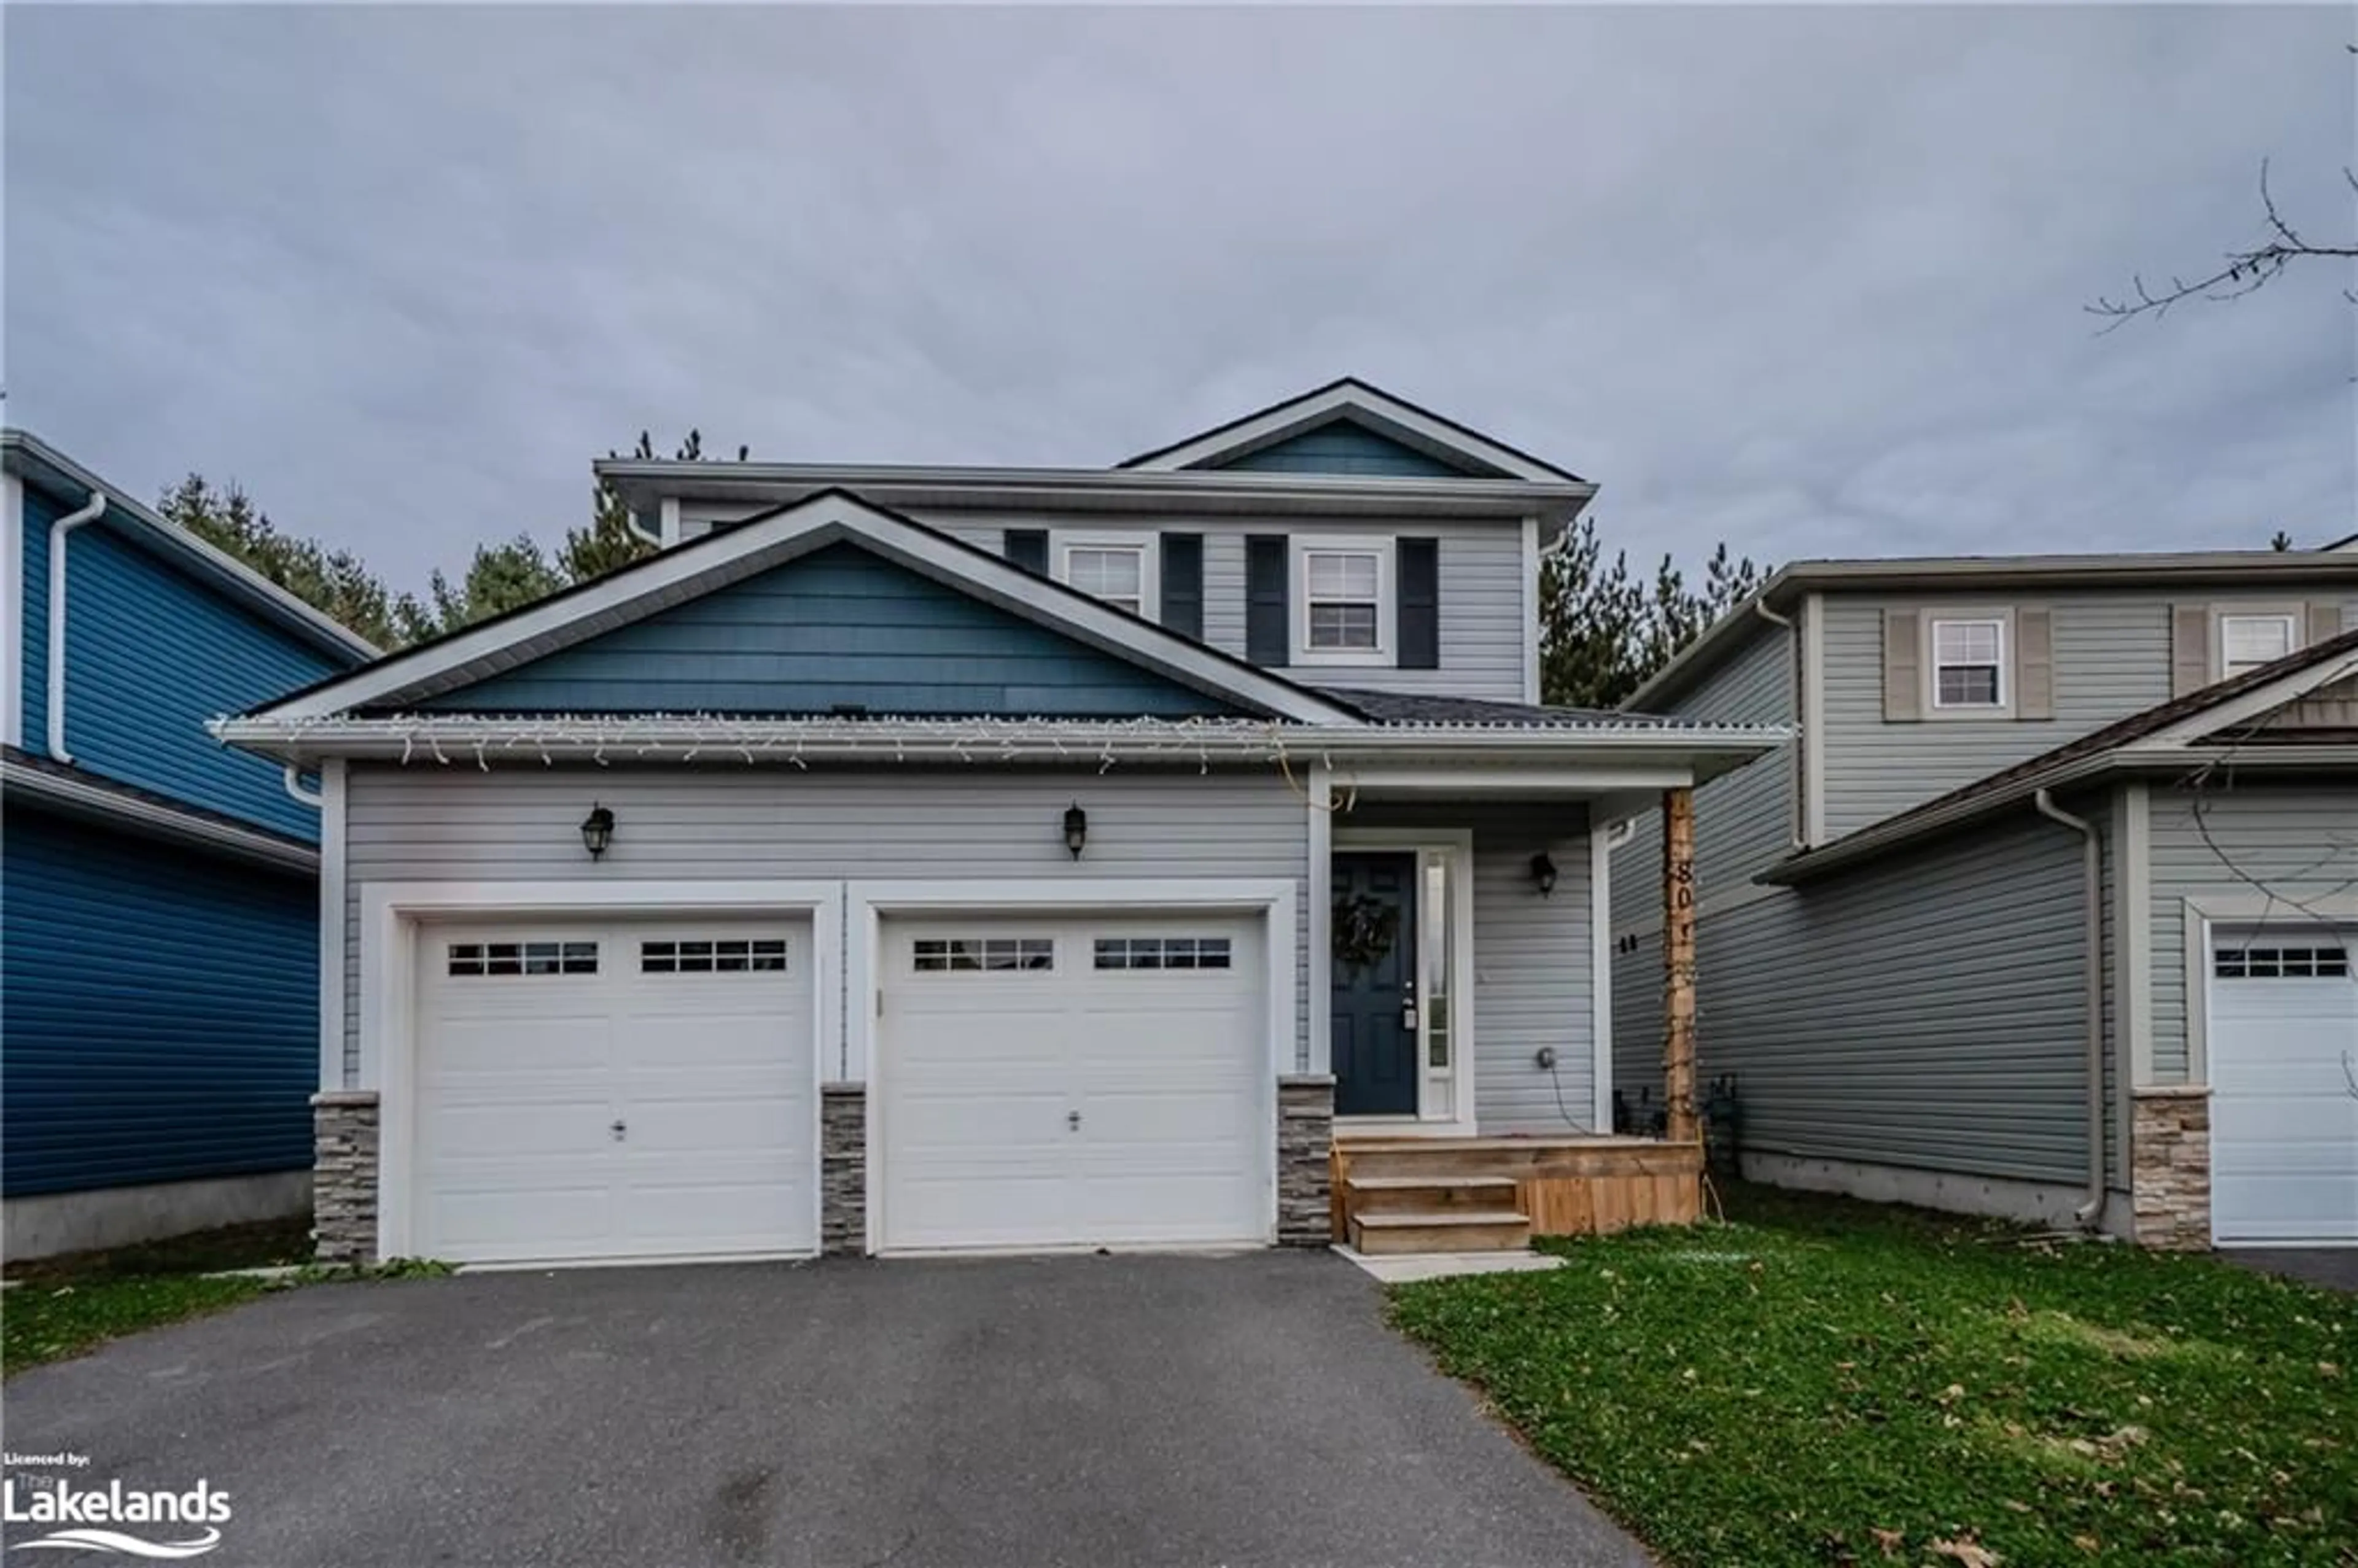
<box><xmin>1529</xmin><ymin>852</ymin><xmax>1558</xmax><ymax>897</ymax></box>
<box><xmin>580</xmin><ymin>804</ymin><xmax>616</xmax><ymax>861</ymax></box>
<box><xmin>1063</xmin><ymin>802</ymin><xmax>1088</xmax><ymax>860</ymax></box>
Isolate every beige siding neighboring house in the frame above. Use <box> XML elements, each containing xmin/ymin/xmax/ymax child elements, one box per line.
<box><xmin>1613</xmin><ymin>551</ymin><xmax>2358</xmax><ymax>1249</ymax></box>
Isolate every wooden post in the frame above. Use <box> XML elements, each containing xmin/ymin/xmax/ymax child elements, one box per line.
<box><xmin>1661</xmin><ymin>785</ymin><xmax>1698</xmax><ymax>1145</ymax></box>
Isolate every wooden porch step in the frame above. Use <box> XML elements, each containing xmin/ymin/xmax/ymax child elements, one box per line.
<box><xmin>1344</xmin><ymin>1174</ymin><xmax>1522</xmax><ymax>1216</ymax></box>
<box><xmin>1348</xmin><ymin>1210</ymin><xmax>1533</xmax><ymax>1256</ymax></box>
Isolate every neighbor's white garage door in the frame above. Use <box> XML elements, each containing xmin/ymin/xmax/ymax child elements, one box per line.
<box><xmin>414</xmin><ymin>917</ymin><xmax>816</xmax><ymax>1263</ymax></box>
<box><xmin>2209</xmin><ymin>928</ymin><xmax>2358</xmax><ymax>1245</ymax></box>
<box><xmin>876</xmin><ymin>914</ymin><xmax>1267</xmax><ymax>1252</ymax></box>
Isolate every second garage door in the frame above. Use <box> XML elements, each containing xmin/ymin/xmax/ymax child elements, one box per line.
<box><xmin>2209</xmin><ymin>928</ymin><xmax>2358</xmax><ymax>1245</ymax></box>
<box><xmin>875</xmin><ymin>913</ymin><xmax>1269</xmax><ymax>1252</ymax></box>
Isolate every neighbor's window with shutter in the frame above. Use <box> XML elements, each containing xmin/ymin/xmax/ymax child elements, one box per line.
<box><xmin>2219</xmin><ymin>612</ymin><xmax>2297</xmax><ymax>677</ymax></box>
<box><xmin>1930</xmin><ymin>618</ymin><xmax>2006</xmax><ymax>709</ymax></box>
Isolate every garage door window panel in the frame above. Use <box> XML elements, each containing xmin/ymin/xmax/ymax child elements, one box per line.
<box><xmin>912</xmin><ymin>937</ymin><xmax>1055</xmax><ymax>972</ymax></box>
<box><xmin>2214</xmin><ymin>944</ymin><xmax>2351</xmax><ymax>979</ymax></box>
<box><xmin>448</xmin><ymin>940</ymin><xmax>599</xmax><ymax>977</ymax></box>
<box><xmin>642</xmin><ymin>937</ymin><xmax>789</xmax><ymax>974</ymax></box>
<box><xmin>1094</xmin><ymin>936</ymin><xmax>1233</xmax><ymax>971</ymax></box>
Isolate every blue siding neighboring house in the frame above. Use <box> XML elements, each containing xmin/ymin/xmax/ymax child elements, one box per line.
<box><xmin>2</xmin><ymin>430</ymin><xmax>375</xmax><ymax>1259</ymax></box>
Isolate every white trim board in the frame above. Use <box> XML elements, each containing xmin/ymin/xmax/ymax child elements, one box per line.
<box><xmin>356</xmin><ymin>878</ymin><xmax>844</xmax><ymax>1262</ymax></box>
<box><xmin>2181</xmin><ymin>891</ymin><xmax>2358</xmax><ymax>1088</ymax></box>
<box><xmin>1333</xmin><ymin>829</ymin><xmax>1478</xmax><ymax>1135</ymax></box>
<box><xmin>844</xmin><ymin>877</ymin><xmax>1299</xmax><ymax>1255</ymax></box>
<box><xmin>2</xmin><ymin>472</ymin><xmax>22</xmax><ymax>750</ymax></box>
<box><xmin>255</xmin><ymin>491</ymin><xmax>1359</xmax><ymax>726</ymax></box>
<box><xmin>1521</xmin><ymin>516</ymin><xmax>1542</xmax><ymax>706</ymax></box>
<box><xmin>318</xmin><ymin>759</ymin><xmax>348</xmax><ymax>1092</ymax></box>
<box><xmin>1590</xmin><ymin>821</ymin><xmax>1614</xmax><ymax>1131</ymax></box>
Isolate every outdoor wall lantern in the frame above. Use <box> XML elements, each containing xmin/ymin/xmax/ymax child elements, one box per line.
<box><xmin>581</xmin><ymin>804</ymin><xmax>617</xmax><ymax>861</ymax></box>
<box><xmin>1063</xmin><ymin>802</ymin><xmax>1088</xmax><ymax>860</ymax></box>
<box><xmin>1529</xmin><ymin>852</ymin><xmax>1558</xmax><ymax>897</ymax></box>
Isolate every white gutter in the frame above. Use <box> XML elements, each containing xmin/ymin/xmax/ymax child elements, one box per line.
<box><xmin>282</xmin><ymin>765</ymin><xmax>324</xmax><ymax>808</ymax></box>
<box><xmin>2033</xmin><ymin>788</ymin><xmax>2109</xmax><ymax>1230</ymax></box>
<box><xmin>1</xmin><ymin>755</ymin><xmax>317</xmax><ymax>873</ymax></box>
<box><xmin>44</xmin><ymin>488</ymin><xmax>108</xmax><ymax>764</ymax></box>
<box><xmin>211</xmin><ymin>713</ymin><xmax>1792</xmax><ymax>775</ymax></box>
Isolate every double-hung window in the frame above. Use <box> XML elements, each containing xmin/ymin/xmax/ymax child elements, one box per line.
<box><xmin>1060</xmin><ymin>540</ymin><xmax>1151</xmax><ymax>618</ymax></box>
<box><xmin>1930</xmin><ymin>617</ymin><xmax>2006</xmax><ymax>710</ymax></box>
<box><xmin>2218</xmin><ymin>612</ymin><xmax>2296</xmax><ymax>678</ymax></box>
<box><xmin>1296</xmin><ymin>538</ymin><xmax>1392</xmax><ymax>662</ymax></box>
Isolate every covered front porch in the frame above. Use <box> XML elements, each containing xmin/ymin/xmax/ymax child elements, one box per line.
<box><xmin>1308</xmin><ymin>761</ymin><xmax>1709</xmax><ymax>1253</ymax></box>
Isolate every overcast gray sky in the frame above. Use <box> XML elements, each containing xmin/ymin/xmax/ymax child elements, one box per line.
<box><xmin>6</xmin><ymin>4</ymin><xmax>2353</xmax><ymax>589</ymax></box>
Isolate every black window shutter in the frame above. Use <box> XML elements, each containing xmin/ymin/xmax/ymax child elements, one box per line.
<box><xmin>1159</xmin><ymin>533</ymin><xmax>1204</xmax><ymax>639</ymax></box>
<box><xmin>1245</xmin><ymin>535</ymin><xmax>1290</xmax><ymax>667</ymax></box>
<box><xmin>1003</xmin><ymin>529</ymin><xmax>1048</xmax><ymax>575</ymax></box>
<box><xmin>1398</xmin><ymin>537</ymin><xmax>1440</xmax><ymax>669</ymax></box>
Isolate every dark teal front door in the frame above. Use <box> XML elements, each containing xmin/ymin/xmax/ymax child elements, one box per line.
<box><xmin>1331</xmin><ymin>852</ymin><xmax>1418</xmax><ymax>1117</ymax></box>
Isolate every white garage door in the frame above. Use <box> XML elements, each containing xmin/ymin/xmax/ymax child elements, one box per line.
<box><xmin>2209</xmin><ymin>929</ymin><xmax>2358</xmax><ymax>1245</ymax></box>
<box><xmin>876</xmin><ymin>914</ymin><xmax>1268</xmax><ymax>1252</ymax></box>
<box><xmin>414</xmin><ymin>918</ymin><xmax>817</xmax><ymax>1263</ymax></box>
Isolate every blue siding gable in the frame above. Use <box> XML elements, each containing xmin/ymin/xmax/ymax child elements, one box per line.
<box><xmin>2</xmin><ymin>809</ymin><xmax>317</xmax><ymax>1195</ymax></box>
<box><xmin>420</xmin><ymin>541</ymin><xmax>1245</xmax><ymax>718</ymax></box>
<box><xmin>1214</xmin><ymin>419</ymin><xmax>1474</xmax><ymax>478</ymax></box>
<box><xmin>20</xmin><ymin>486</ymin><xmax>346</xmax><ymax>840</ymax></box>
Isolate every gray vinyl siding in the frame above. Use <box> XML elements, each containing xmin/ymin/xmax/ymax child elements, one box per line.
<box><xmin>679</xmin><ymin>505</ymin><xmax>1530</xmax><ymax>703</ymax></box>
<box><xmin>1339</xmin><ymin>800</ymin><xmax>1596</xmax><ymax>1135</ymax></box>
<box><xmin>340</xmin><ymin>765</ymin><xmax>1309</xmax><ymax>1085</ymax></box>
<box><xmin>1819</xmin><ymin>588</ymin><xmax>2358</xmax><ymax>838</ymax></box>
<box><xmin>2147</xmin><ymin>779</ymin><xmax>2358</xmax><ymax>1085</ymax></box>
<box><xmin>1689</xmin><ymin>808</ymin><xmax>2097</xmax><ymax>1184</ymax></box>
<box><xmin>1609</xmin><ymin>619</ymin><xmax>1797</xmax><ymax>931</ymax></box>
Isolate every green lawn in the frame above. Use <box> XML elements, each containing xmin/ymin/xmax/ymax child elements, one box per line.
<box><xmin>1387</xmin><ymin>1184</ymin><xmax>2355</xmax><ymax>1567</ymax></box>
<box><xmin>2</xmin><ymin>1216</ymin><xmax>312</xmax><ymax>1377</ymax></box>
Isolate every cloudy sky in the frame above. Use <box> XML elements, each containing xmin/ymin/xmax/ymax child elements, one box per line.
<box><xmin>6</xmin><ymin>4</ymin><xmax>2352</xmax><ymax>591</ymax></box>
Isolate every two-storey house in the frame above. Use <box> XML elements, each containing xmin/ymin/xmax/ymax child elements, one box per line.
<box><xmin>2</xmin><ymin>430</ymin><xmax>376</xmax><ymax>1259</ymax></box>
<box><xmin>216</xmin><ymin>379</ymin><xmax>1785</xmax><ymax>1267</ymax></box>
<box><xmin>1609</xmin><ymin>556</ymin><xmax>2358</xmax><ymax>1250</ymax></box>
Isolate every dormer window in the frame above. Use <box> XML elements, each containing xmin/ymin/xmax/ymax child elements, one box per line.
<box><xmin>1930</xmin><ymin>617</ymin><xmax>2006</xmax><ymax>710</ymax></box>
<box><xmin>1294</xmin><ymin>538</ymin><xmax>1394</xmax><ymax>664</ymax></box>
<box><xmin>1059</xmin><ymin>540</ymin><xmax>1152</xmax><ymax>618</ymax></box>
<box><xmin>2219</xmin><ymin>612</ymin><xmax>2296</xmax><ymax>677</ymax></box>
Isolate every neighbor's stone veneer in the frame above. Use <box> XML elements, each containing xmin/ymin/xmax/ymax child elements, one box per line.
<box><xmin>312</xmin><ymin>1090</ymin><xmax>381</xmax><ymax>1265</ymax></box>
<box><xmin>2132</xmin><ymin>1086</ymin><xmax>2212</xmax><ymax>1251</ymax></box>
<box><xmin>821</xmin><ymin>1084</ymin><xmax>867</xmax><ymax>1256</ymax></box>
<box><xmin>1277</xmin><ymin>1076</ymin><xmax>1334</xmax><ymax>1246</ymax></box>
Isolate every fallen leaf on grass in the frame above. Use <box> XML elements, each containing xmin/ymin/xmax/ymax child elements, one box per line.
<box><xmin>1928</xmin><ymin>1537</ymin><xmax>2001</xmax><ymax>1568</ymax></box>
<box><xmin>1869</xmin><ymin>1526</ymin><xmax>1904</xmax><ymax>1558</ymax></box>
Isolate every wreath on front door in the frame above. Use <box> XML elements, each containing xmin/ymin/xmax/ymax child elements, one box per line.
<box><xmin>1332</xmin><ymin>893</ymin><xmax>1401</xmax><ymax>976</ymax></box>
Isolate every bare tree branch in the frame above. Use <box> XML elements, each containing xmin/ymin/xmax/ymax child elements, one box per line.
<box><xmin>2089</xmin><ymin>160</ymin><xmax>2358</xmax><ymax>331</ymax></box>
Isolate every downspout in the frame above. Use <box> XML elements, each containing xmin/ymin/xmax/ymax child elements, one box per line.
<box><xmin>44</xmin><ymin>489</ymin><xmax>109</xmax><ymax>764</ymax></box>
<box><xmin>1753</xmin><ymin>600</ymin><xmax>1805</xmax><ymax>850</ymax></box>
<box><xmin>283</xmin><ymin>766</ymin><xmax>324</xmax><ymax>808</ymax></box>
<box><xmin>2034</xmin><ymin>788</ymin><xmax>2109</xmax><ymax>1228</ymax></box>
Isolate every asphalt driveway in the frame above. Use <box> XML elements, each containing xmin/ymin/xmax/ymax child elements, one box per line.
<box><xmin>2224</xmin><ymin>1247</ymin><xmax>2358</xmax><ymax>1292</ymax></box>
<box><xmin>2</xmin><ymin>1252</ymin><xmax>1649</xmax><ymax>1567</ymax></box>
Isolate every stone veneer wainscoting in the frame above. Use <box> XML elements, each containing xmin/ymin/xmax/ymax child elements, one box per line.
<box><xmin>1277</xmin><ymin>1075</ymin><xmax>1335</xmax><ymax>1246</ymax></box>
<box><xmin>820</xmin><ymin>1084</ymin><xmax>867</xmax><ymax>1256</ymax></box>
<box><xmin>311</xmin><ymin>1090</ymin><xmax>381</xmax><ymax>1265</ymax></box>
<box><xmin>2131</xmin><ymin>1086</ymin><xmax>2212</xmax><ymax>1251</ymax></box>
